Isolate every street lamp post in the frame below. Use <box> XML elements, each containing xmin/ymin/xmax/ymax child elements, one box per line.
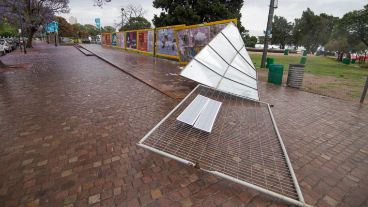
<box><xmin>260</xmin><ymin>0</ymin><xmax>276</xmax><ymax>68</ymax></box>
<box><xmin>18</xmin><ymin>9</ymin><xmax>27</xmax><ymax>54</ymax></box>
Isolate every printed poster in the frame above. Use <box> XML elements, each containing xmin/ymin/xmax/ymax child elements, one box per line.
<box><xmin>209</xmin><ymin>23</ymin><xmax>228</xmax><ymax>39</ymax></box>
<box><xmin>147</xmin><ymin>30</ymin><xmax>154</xmax><ymax>53</ymax></box>
<box><xmin>105</xmin><ymin>33</ymin><xmax>111</xmax><ymax>45</ymax></box>
<box><xmin>156</xmin><ymin>28</ymin><xmax>177</xmax><ymax>57</ymax></box>
<box><xmin>116</xmin><ymin>32</ymin><xmax>124</xmax><ymax>48</ymax></box>
<box><xmin>111</xmin><ymin>33</ymin><xmax>117</xmax><ymax>46</ymax></box>
<box><xmin>126</xmin><ymin>32</ymin><xmax>137</xmax><ymax>49</ymax></box>
<box><xmin>177</xmin><ymin>26</ymin><xmax>210</xmax><ymax>62</ymax></box>
<box><xmin>137</xmin><ymin>31</ymin><xmax>148</xmax><ymax>52</ymax></box>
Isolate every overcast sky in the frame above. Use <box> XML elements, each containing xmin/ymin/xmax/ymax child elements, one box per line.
<box><xmin>60</xmin><ymin>0</ymin><xmax>367</xmax><ymax>36</ymax></box>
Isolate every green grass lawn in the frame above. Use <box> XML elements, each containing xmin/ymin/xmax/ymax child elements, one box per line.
<box><xmin>249</xmin><ymin>53</ymin><xmax>368</xmax><ymax>82</ymax></box>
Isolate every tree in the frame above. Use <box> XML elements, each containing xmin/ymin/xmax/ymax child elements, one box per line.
<box><xmin>85</xmin><ymin>24</ymin><xmax>99</xmax><ymax>36</ymax></box>
<box><xmin>340</xmin><ymin>4</ymin><xmax>368</xmax><ymax>47</ymax></box>
<box><xmin>118</xmin><ymin>4</ymin><xmax>145</xmax><ymax>28</ymax></box>
<box><xmin>0</xmin><ymin>21</ymin><xmax>17</xmax><ymax>37</ymax></box>
<box><xmin>56</xmin><ymin>16</ymin><xmax>74</xmax><ymax>37</ymax></box>
<box><xmin>120</xmin><ymin>17</ymin><xmax>151</xmax><ymax>31</ymax></box>
<box><xmin>0</xmin><ymin>0</ymin><xmax>70</xmax><ymax>47</ymax></box>
<box><xmin>243</xmin><ymin>35</ymin><xmax>257</xmax><ymax>48</ymax></box>
<box><xmin>152</xmin><ymin>0</ymin><xmax>246</xmax><ymax>33</ymax></box>
<box><xmin>293</xmin><ymin>8</ymin><xmax>337</xmax><ymax>53</ymax></box>
<box><xmin>71</xmin><ymin>24</ymin><xmax>88</xmax><ymax>38</ymax></box>
<box><xmin>102</xmin><ymin>26</ymin><xmax>115</xmax><ymax>33</ymax></box>
<box><xmin>271</xmin><ymin>16</ymin><xmax>293</xmax><ymax>49</ymax></box>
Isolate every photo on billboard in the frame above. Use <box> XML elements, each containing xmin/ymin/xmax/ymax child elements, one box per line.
<box><xmin>126</xmin><ymin>32</ymin><xmax>137</xmax><ymax>49</ymax></box>
<box><xmin>137</xmin><ymin>31</ymin><xmax>148</xmax><ymax>52</ymax></box>
<box><xmin>105</xmin><ymin>34</ymin><xmax>111</xmax><ymax>45</ymax></box>
<box><xmin>111</xmin><ymin>33</ymin><xmax>117</xmax><ymax>46</ymax></box>
<box><xmin>156</xmin><ymin>28</ymin><xmax>178</xmax><ymax>57</ymax></box>
<box><xmin>116</xmin><ymin>32</ymin><xmax>124</xmax><ymax>48</ymax></box>
<box><xmin>209</xmin><ymin>23</ymin><xmax>228</xmax><ymax>39</ymax></box>
<box><xmin>177</xmin><ymin>26</ymin><xmax>210</xmax><ymax>63</ymax></box>
<box><xmin>147</xmin><ymin>30</ymin><xmax>154</xmax><ymax>53</ymax></box>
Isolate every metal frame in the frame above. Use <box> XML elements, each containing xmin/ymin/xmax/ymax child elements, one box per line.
<box><xmin>181</xmin><ymin>22</ymin><xmax>259</xmax><ymax>101</ymax></box>
<box><xmin>138</xmin><ymin>84</ymin><xmax>311</xmax><ymax>207</ymax></box>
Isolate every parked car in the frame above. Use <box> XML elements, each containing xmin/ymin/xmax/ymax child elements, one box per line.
<box><xmin>0</xmin><ymin>39</ymin><xmax>11</xmax><ymax>53</ymax></box>
<box><xmin>6</xmin><ymin>39</ymin><xmax>17</xmax><ymax>50</ymax></box>
<box><xmin>0</xmin><ymin>44</ymin><xmax>5</xmax><ymax>55</ymax></box>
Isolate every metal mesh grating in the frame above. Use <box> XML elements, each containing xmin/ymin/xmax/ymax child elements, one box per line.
<box><xmin>139</xmin><ymin>85</ymin><xmax>305</xmax><ymax>205</ymax></box>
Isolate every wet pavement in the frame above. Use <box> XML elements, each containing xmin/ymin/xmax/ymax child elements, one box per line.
<box><xmin>0</xmin><ymin>43</ymin><xmax>367</xmax><ymax>207</ymax></box>
<box><xmin>80</xmin><ymin>44</ymin><xmax>195</xmax><ymax>99</ymax></box>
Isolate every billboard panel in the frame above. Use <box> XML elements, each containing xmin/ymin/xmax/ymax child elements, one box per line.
<box><xmin>126</xmin><ymin>31</ymin><xmax>137</xmax><ymax>49</ymax></box>
<box><xmin>111</xmin><ymin>33</ymin><xmax>117</xmax><ymax>46</ymax></box>
<box><xmin>147</xmin><ymin>30</ymin><xmax>154</xmax><ymax>53</ymax></box>
<box><xmin>156</xmin><ymin>27</ymin><xmax>179</xmax><ymax>58</ymax></box>
<box><xmin>137</xmin><ymin>31</ymin><xmax>148</xmax><ymax>52</ymax></box>
<box><xmin>177</xmin><ymin>19</ymin><xmax>236</xmax><ymax>64</ymax></box>
<box><xmin>103</xmin><ymin>33</ymin><xmax>111</xmax><ymax>45</ymax></box>
<box><xmin>116</xmin><ymin>32</ymin><xmax>124</xmax><ymax>48</ymax></box>
<box><xmin>177</xmin><ymin>26</ymin><xmax>210</xmax><ymax>63</ymax></box>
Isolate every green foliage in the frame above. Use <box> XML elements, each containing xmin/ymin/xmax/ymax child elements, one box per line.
<box><xmin>71</xmin><ymin>24</ymin><xmax>88</xmax><ymax>38</ymax></box>
<box><xmin>120</xmin><ymin>17</ymin><xmax>151</xmax><ymax>31</ymax></box>
<box><xmin>56</xmin><ymin>16</ymin><xmax>74</xmax><ymax>37</ymax></box>
<box><xmin>271</xmin><ymin>16</ymin><xmax>293</xmax><ymax>49</ymax></box>
<box><xmin>84</xmin><ymin>24</ymin><xmax>100</xmax><ymax>36</ymax></box>
<box><xmin>102</xmin><ymin>26</ymin><xmax>115</xmax><ymax>33</ymax></box>
<box><xmin>0</xmin><ymin>21</ymin><xmax>17</xmax><ymax>37</ymax></box>
<box><xmin>243</xmin><ymin>35</ymin><xmax>257</xmax><ymax>48</ymax></box>
<box><xmin>292</xmin><ymin>8</ymin><xmax>337</xmax><ymax>53</ymax></box>
<box><xmin>152</xmin><ymin>0</ymin><xmax>246</xmax><ymax>33</ymax></box>
<box><xmin>324</xmin><ymin>36</ymin><xmax>349</xmax><ymax>52</ymax></box>
<box><xmin>340</xmin><ymin>4</ymin><xmax>368</xmax><ymax>47</ymax></box>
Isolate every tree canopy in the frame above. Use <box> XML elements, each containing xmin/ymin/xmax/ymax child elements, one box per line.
<box><xmin>102</xmin><ymin>26</ymin><xmax>115</xmax><ymax>33</ymax></box>
<box><xmin>292</xmin><ymin>8</ymin><xmax>337</xmax><ymax>53</ymax></box>
<box><xmin>152</xmin><ymin>0</ymin><xmax>246</xmax><ymax>33</ymax></box>
<box><xmin>0</xmin><ymin>21</ymin><xmax>17</xmax><ymax>37</ymax></box>
<box><xmin>271</xmin><ymin>16</ymin><xmax>293</xmax><ymax>49</ymax></box>
<box><xmin>0</xmin><ymin>0</ymin><xmax>70</xmax><ymax>47</ymax></box>
<box><xmin>340</xmin><ymin>4</ymin><xmax>368</xmax><ymax>47</ymax></box>
<box><xmin>120</xmin><ymin>17</ymin><xmax>151</xmax><ymax>31</ymax></box>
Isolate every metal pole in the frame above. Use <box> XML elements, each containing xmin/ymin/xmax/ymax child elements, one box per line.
<box><xmin>18</xmin><ymin>9</ymin><xmax>26</xmax><ymax>54</ymax></box>
<box><xmin>54</xmin><ymin>32</ymin><xmax>57</xmax><ymax>47</ymax></box>
<box><xmin>260</xmin><ymin>0</ymin><xmax>276</xmax><ymax>68</ymax></box>
<box><xmin>360</xmin><ymin>77</ymin><xmax>368</xmax><ymax>104</ymax></box>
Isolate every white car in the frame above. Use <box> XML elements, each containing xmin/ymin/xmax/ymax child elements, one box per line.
<box><xmin>0</xmin><ymin>40</ymin><xmax>11</xmax><ymax>53</ymax></box>
<box><xmin>0</xmin><ymin>44</ymin><xmax>5</xmax><ymax>55</ymax></box>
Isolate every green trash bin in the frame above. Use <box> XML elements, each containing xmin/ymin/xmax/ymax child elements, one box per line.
<box><xmin>268</xmin><ymin>64</ymin><xmax>284</xmax><ymax>85</ymax></box>
<box><xmin>284</xmin><ymin>49</ymin><xmax>289</xmax><ymax>56</ymax></box>
<box><xmin>342</xmin><ymin>58</ymin><xmax>350</xmax><ymax>65</ymax></box>
<box><xmin>266</xmin><ymin>57</ymin><xmax>274</xmax><ymax>68</ymax></box>
<box><xmin>300</xmin><ymin>56</ymin><xmax>307</xmax><ymax>64</ymax></box>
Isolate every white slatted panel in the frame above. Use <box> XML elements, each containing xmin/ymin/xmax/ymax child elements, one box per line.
<box><xmin>180</xmin><ymin>23</ymin><xmax>259</xmax><ymax>100</ymax></box>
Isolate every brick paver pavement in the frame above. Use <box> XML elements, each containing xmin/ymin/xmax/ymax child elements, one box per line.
<box><xmin>0</xmin><ymin>43</ymin><xmax>367</xmax><ymax>207</ymax></box>
<box><xmin>80</xmin><ymin>44</ymin><xmax>195</xmax><ymax>99</ymax></box>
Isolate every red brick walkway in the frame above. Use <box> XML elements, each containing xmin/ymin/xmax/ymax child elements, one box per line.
<box><xmin>0</xmin><ymin>43</ymin><xmax>367</xmax><ymax>207</ymax></box>
<box><xmin>80</xmin><ymin>44</ymin><xmax>195</xmax><ymax>99</ymax></box>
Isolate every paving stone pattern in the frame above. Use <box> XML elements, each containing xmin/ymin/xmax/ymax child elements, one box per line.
<box><xmin>80</xmin><ymin>44</ymin><xmax>195</xmax><ymax>99</ymax></box>
<box><xmin>0</xmin><ymin>43</ymin><xmax>367</xmax><ymax>207</ymax></box>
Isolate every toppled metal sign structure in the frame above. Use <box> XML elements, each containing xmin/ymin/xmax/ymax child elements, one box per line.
<box><xmin>138</xmin><ymin>23</ymin><xmax>308</xmax><ymax>206</ymax></box>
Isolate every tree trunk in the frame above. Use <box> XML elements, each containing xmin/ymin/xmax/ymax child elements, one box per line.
<box><xmin>26</xmin><ymin>29</ymin><xmax>36</xmax><ymax>48</ymax></box>
<box><xmin>0</xmin><ymin>60</ymin><xmax>7</xmax><ymax>68</ymax></box>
